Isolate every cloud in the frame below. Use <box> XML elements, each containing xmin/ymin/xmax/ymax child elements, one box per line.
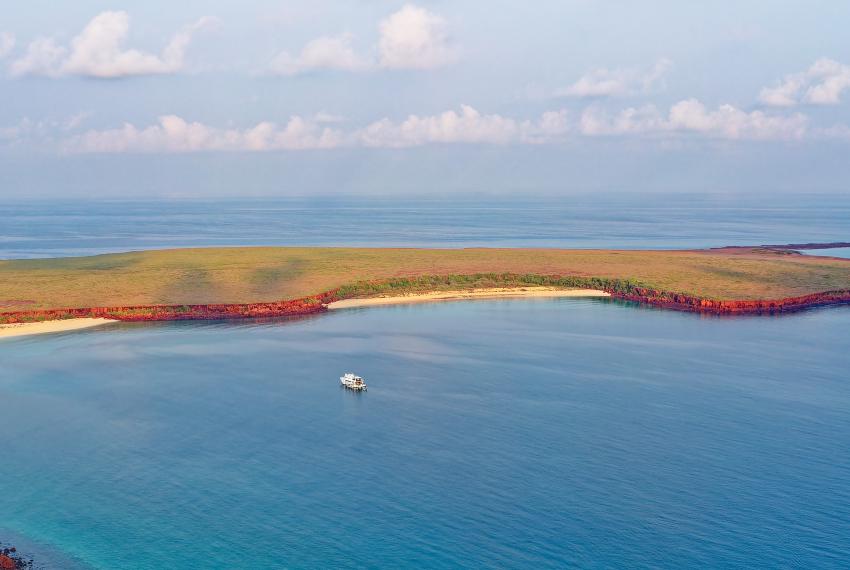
<box><xmin>66</xmin><ymin>115</ymin><xmax>345</xmax><ymax>153</ymax></box>
<box><xmin>19</xmin><ymin>100</ymin><xmax>822</xmax><ymax>154</ymax></box>
<box><xmin>268</xmin><ymin>4</ymin><xmax>455</xmax><ymax>75</ymax></box>
<box><xmin>357</xmin><ymin>106</ymin><xmax>567</xmax><ymax>147</ymax></box>
<box><xmin>759</xmin><ymin>58</ymin><xmax>850</xmax><ymax>106</ymax></box>
<box><xmin>0</xmin><ymin>119</ymin><xmax>32</xmax><ymax>141</ymax></box>
<box><xmin>581</xmin><ymin>98</ymin><xmax>808</xmax><ymax>141</ymax></box>
<box><xmin>0</xmin><ymin>32</ymin><xmax>14</xmax><ymax>59</ymax></box>
<box><xmin>804</xmin><ymin>59</ymin><xmax>850</xmax><ymax>105</ymax></box>
<box><xmin>10</xmin><ymin>11</ymin><xmax>215</xmax><ymax>78</ymax></box>
<box><xmin>579</xmin><ymin>104</ymin><xmax>667</xmax><ymax>136</ymax></box>
<box><xmin>0</xmin><ymin>115</ymin><xmax>89</xmax><ymax>148</ymax></box>
<box><xmin>269</xmin><ymin>34</ymin><xmax>368</xmax><ymax>76</ymax></box>
<box><xmin>63</xmin><ymin>111</ymin><xmax>92</xmax><ymax>131</ymax></box>
<box><xmin>378</xmin><ymin>4</ymin><xmax>455</xmax><ymax>69</ymax></box>
<box><xmin>818</xmin><ymin>124</ymin><xmax>850</xmax><ymax>140</ymax></box>
<box><xmin>62</xmin><ymin>106</ymin><xmax>567</xmax><ymax>153</ymax></box>
<box><xmin>9</xmin><ymin>38</ymin><xmax>67</xmax><ymax>77</ymax></box>
<box><xmin>556</xmin><ymin>59</ymin><xmax>672</xmax><ymax>98</ymax></box>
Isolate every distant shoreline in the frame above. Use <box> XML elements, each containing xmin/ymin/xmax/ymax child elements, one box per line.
<box><xmin>0</xmin><ymin>317</ymin><xmax>115</xmax><ymax>339</ymax></box>
<box><xmin>327</xmin><ymin>287</ymin><xmax>610</xmax><ymax>309</ymax></box>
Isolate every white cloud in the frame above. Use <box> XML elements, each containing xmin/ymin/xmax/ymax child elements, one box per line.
<box><xmin>556</xmin><ymin>59</ymin><xmax>672</xmax><ymax>98</ymax></box>
<box><xmin>0</xmin><ymin>115</ymin><xmax>89</xmax><ymax>148</ymax></box>
<box><xmin>63</xmin><ymin>111</ymin><xmax>92</xmax><ymax>131</ymax></box>
<box><xmin>581</xmin><ymin>98</ymin><xmax>808</xmax><ymax>141</ymax></box>
<box><xmin>9</xmin><ymin>38</ymin><xmax>68</xmax><ymax>77</ymax></box>
<box><xmin>269</xmin><ymin>34</ymin><xmax>368</xmax><ymax>76</ymax></box>
<box><xmin>268</xmin><ymin>4</ymin><xmax>455</xmax><ymax>75</ymax></box>
<box><xmin>758</xmin><ymin>76</ymin><xmax>805</xmax><ymax>107</ymax></box>
<box><xmin>62</xmin><ymin>106</ymin><xmax>567</xmax><ymax>153</ymax></box>
<box><xmin>378</xmin><ymin>4</ymin><xmax>455</xmax><ymax>69</ymax></box>
<box><xmin>818</xmin><ymin>124</ymin><xmax>850</xmax><ymax>140</ymax></box>
<box><xmin>668</xmin><ymin>99</ymin><xmax>807</xmax><ymax>139</ymax></box>
<box><xmin>804</xmin><ymin>59</ymin><xmax>850</xmax><ymax>105</ymax></box>
<box><xmin>0</xmin><ymin>119</ymin><xmax>30</xmax><ymax>141</ymax></box>
<box><xmin>357</xmin><ymin>105</ymin><xmax>567</xmax><ymax>147</ymax></box>
<box><xmin>759</xmin><ymin>58</ymin><xmax>850</xmax><ymax>106</ymax></box>
<box><xmin>66</xmin><ymin>115</ymin><xmax>345</xmax><ymax>153</ymax></box>
<box><xmin>10</xmin><ymin>11</ymin><xmax>215</xmax><ymax>78</ymax></box>
<box><xmin>527</xmin><ymin>110</ymin><xmax>571</xmax><ymax>144</ymax></box>
<box><xmin>580</xmin><ymin>104</ymin><xmax>667</xmax><ymax>136</ymax></box>
<box><xmin>15</xmin><ymin>100</ymin><xmax>824</xmax><ymax>154</ymax></box>
<box><xmin>0</xmin><ymin>32</ymin><xmax>14</xmax><ymax>59</ymax></box>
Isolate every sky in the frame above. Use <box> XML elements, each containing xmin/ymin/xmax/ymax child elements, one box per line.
<box><xmin>1</xmin><ymin>0</ymin><xmax>849</xmax><ymax>197</ymax></box>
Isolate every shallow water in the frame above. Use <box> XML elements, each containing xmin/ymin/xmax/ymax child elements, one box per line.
<box><xmin>2</xmin><ymin>194</ymin><xmax>849</xmax><ymax>258</ymax></box>
<box><xmin>2</xmin><ymin>298</ymin><xmax>849</xmax><ymax>568</ymax></box>
<box><xmin>804</xmin><ymin>247</ymin><xmax>850</xmax><ymax>259</ymax></box>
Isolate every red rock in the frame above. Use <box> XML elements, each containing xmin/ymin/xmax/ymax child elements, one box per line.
<box><xmin>2</xmin><ymin>283</ymin><xmax>850</xmax><ymax>323</ymax></box>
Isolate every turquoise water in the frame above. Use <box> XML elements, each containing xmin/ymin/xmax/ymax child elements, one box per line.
<box><xmin>2</xmin><ymin>298</ymin><xmax>850</xmax><ymax>568</ymax></box>
<box><xmin>804</xmin><ymin>247</ymin><xmax>850</xmax><ymax>259</ymax></box>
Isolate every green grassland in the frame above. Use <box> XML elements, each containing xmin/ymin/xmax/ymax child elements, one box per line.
<box><xmin>1</xmin><ymin>247</ymin><xmax>849</xmax><ymax>312</ymax></box>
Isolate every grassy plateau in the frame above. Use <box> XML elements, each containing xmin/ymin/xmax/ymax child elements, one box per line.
<box><xmin>1</xmin><ymin>246</ymin><xmax>849</xmax><ymax>318</ymax></box>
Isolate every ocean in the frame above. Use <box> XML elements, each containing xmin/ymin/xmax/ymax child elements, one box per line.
<box><xmin>1</xmin><ymin>194</ymin><xmax>849</xmax><ymax>568</ymax></box>
<box><xmin>1</xmin><ymin>193</ymin><xmax>849</xmax><ymax>258</ymax></box>
<box><xmin>2</xmin><ymin>300</ymin><xmax>849</xmax><ymax>568</ymax></box>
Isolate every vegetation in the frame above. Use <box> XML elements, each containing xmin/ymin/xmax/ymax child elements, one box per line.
<box><xmin>333</xmin><ymin>273</ymin><xmax>642</xmax><ymax>299</ymax></box>
<box><xmin>1</xmin><ymin>247</ymin><xmax>849</xmax><ymax>317</ymax></box>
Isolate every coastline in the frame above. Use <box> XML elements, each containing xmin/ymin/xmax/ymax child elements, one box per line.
<box><xmin>2</xmin><ymin>280</ymin><xmax>850</xmax><ymax>334</ymax></box>
<box><xmin>0</xmin><ymin>318</ymin><xmax>115</xmax><ymax>340</ymax></box>
<box><xmin>2</xmin><ymin>245</ymin><xmax>849</xmax><ymax>321</ymax></box>
<box><xmin>327</xmin><ymin>287</ymin><xmax>610</xmax><ymax>309</ymax></box>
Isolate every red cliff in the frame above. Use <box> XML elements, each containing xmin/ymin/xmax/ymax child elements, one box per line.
<box><xmin>2</xmin><ymin>284</ymin><xmax>849</xmax><ymax>324</ymax></box>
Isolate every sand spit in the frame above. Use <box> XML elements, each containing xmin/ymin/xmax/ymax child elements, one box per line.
<box><xmin>0</xmin><ymin>318</ymin><xmax>116</xmax><ymax>340</ymax></box>
<box><xmin>327</xmin><ymin>287</ymin><xmax>610</xmax><ymax>309</ymax></box>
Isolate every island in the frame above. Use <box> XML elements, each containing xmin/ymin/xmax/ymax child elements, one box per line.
<box><xmin>1</xmin><ymin>246</ymin><xmax>849</xmax><ymax>336</ymax></box>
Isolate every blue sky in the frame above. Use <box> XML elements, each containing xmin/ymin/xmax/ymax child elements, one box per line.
<box><xmin>2</xmin><ymin>1</ymin><xmax>849</xmax><ymax>197</ymax></box>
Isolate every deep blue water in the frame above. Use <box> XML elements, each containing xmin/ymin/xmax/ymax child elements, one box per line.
<box><xmin>2</xmin><ymin>299</ymin><xmax>850</xmax><ymax>568</ymax></box>
<box><xmin>2</xmin><ymin>194</ymin><xmax>849</xmax><ymax>258</ymax></box>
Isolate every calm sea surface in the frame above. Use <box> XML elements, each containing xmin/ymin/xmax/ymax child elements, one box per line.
<box><xmin>1</xmin><ymin>194</ymin><xmax>849</xmax><ymax>258</ymax></box>
<box><xmin>805</xmin><ymin>247</ymin><xmax>850</xmax><ymax>259</ymax></box>
<box><xmin>2</xmin><ymin>195</ymin><xmax>850</xmax><ymax>568</ymax></box>
<box><xmin>1</xmin><ymin>300</ymin><xmax>850</xmax><ymax>568</ymax></box>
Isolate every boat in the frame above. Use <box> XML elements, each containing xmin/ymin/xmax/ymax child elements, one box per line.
<box><xmin>340</xmin><ymin>372</ymin><xmax>367</xmax><ymax>391</ymax></box>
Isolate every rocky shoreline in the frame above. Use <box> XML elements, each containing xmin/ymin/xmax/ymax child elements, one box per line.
<box><xmin>2</xmin><ymin>278</ymin><xmax>850</xmax><ymax>326</ymax></box>
<box><xmin>609</xmin><ymin>287</ymin><xmax>850</xmax><ymax>315</ymax></box>
<box><xmin>0</xmin><ymin>294</ymin><xmax>333</xmax><ymax>325</ymax></box>
<box><xmin>0</xmin><ymin>545</ymin><xmax>32</xmax><ymax>570</ymax></box>
<box><xmin>762</xmin><ymin>241</ymin><xmax>850</xmax><ymax>251</ymax></box>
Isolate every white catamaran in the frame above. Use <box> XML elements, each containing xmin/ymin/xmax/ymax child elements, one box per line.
<box><xmin>340</xmin><ymin>372</ymin><xmax>367</xmax><ymax>391</ymax></box>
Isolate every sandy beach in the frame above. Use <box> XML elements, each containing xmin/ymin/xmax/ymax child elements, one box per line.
<box><xmin>0</xmin><ymin>318</ymin><xmax>116</xmax><ymax>340</ymax></box>
<box><xmin>326</xmin><ymin>287</ymin><xmax>610</xmax><ymax>310</ymax></box>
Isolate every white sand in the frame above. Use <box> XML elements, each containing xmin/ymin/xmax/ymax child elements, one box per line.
<box><xmin>0</xmin><ymin>289</ymin><xmax>609</xmax><ymax>337</ymax></box>
<box><xmin>0</xmin><ymin>318</ymin><xmax>116</xmax><ymax>340</ymax></box>
<box><xmin>327</xmin><ymin>287</ymin><xmax>610</xmax><ymax>309</ymax></box>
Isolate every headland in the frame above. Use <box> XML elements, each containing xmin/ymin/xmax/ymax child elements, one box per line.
<box><xmin>1</xmin><ymin>245</ymin><xmax>849</xmax><ymax>331</ymax></box>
